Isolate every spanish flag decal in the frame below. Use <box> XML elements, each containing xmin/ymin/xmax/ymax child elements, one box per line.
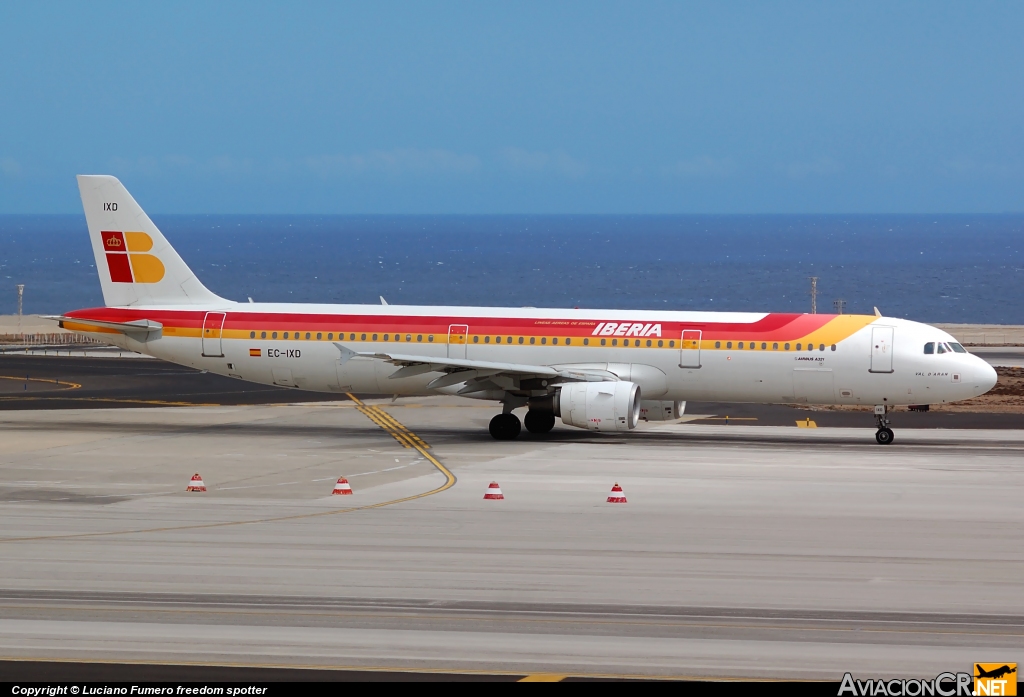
<box><xmin>249</xmin><ymin>348</ymin><xmax>261</xmax><ymax>357</ymax></box>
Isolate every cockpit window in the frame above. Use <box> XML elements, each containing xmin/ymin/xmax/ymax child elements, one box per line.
<box><xmin>950</xmin><ymin>342</ymin><xmax>967</xmax><ymax>353</ymax></box>
<box><xmin>936</xmin><ymin>343</ymin><xmax>947</xmax><ymax>354</ymax></box>
<box><xmin>923</xmin><ymin>342</ymin><xmax>935</xmax><ymax>354</ymax></box>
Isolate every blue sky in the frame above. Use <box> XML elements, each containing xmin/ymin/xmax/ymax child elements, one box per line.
<box><xmin>1</xmin><ymin>1</ymin><xmax>1022</xmax><ymax>213</ymax></box>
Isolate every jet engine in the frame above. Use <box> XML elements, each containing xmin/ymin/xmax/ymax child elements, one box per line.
<box><xmin>557</xmin><ymin>381</ymin><xmax>641</xmax><ymax>431</ymax></box>
<box><xmin>639</xmin><ymin>400</ymin><xmax>685</xmax><ymax>421</ymax></box>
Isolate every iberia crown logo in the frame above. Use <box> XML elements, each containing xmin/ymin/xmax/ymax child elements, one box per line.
<box><xmin>101</xmin><ymin>231</ymin><xmax>165</xmax><ymax>283</ymax></box>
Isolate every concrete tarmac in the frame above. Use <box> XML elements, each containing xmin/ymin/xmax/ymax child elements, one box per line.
<box><xmin>0</xmin><ymin>399</ymin><xmax>1022</xmax><ymax>680</ymax></box>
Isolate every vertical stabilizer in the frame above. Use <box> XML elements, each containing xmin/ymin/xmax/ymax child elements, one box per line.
<box><xmin>77</xmin><ymin>175</ymin><xmax>229</xmax><ymax>307</ymax></box>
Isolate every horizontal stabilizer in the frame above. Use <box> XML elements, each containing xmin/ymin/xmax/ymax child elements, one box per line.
<box><xmin>44</xmin><ymin>315</ymin><xmax>163</xmax><ymax>336</ymax></box>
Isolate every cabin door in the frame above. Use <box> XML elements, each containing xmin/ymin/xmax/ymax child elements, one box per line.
<box><xmin>201</xmin><ymin>312</ymin><xmax>226</xmax><ymax>357</ymax></box>
<box><xmin>870</xmin><ymin>326</ymin><xmax>894</xmax><ymax>373</ymax></box>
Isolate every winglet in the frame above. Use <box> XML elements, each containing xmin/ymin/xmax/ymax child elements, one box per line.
<box><xmin>874</xmin><ymin>306</ymin><xmax>882</xmax><ymax>317</ymax></box>
<box><xmin>380</xmin><ymin>296</ymin><xmax>389</xmax><ymax>306</ymax></box>
<box><xmin>333</xmin><ymin>343</ymin><xmax>360</xmax><ymax>365</ymax></box>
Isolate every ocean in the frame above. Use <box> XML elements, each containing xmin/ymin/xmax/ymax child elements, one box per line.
<box><xmin>1</xmin><ymin>214</ymin><xmax>1022</xmax><ymax>323</ymax></box>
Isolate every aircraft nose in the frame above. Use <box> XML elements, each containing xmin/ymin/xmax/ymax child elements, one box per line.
<box><xmin>976</xmin><ymin>358</ymin><xmax>997</xmax><ymax>394</ymax></box>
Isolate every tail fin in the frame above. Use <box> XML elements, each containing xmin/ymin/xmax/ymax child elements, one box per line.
<box><xmin>77</xmin><ymin>175</ymin><xmax>229</xmax><ymax>307</ymax></box>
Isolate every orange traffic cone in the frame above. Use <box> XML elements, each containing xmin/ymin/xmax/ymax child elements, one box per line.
<box><xmin>332</xmin><ymin>477</ymin><xmax>353</xmax><ymax>495</ymax></box>
<box><xmin>186</xmin><ymin>473</ymin><xmax>206</xmax><ymax>492</ymax></box>
<box><xmin>607</xmin><ymin>482</ymin><xmax>627</xmax><ymax>503</ymax></box>
<box><xmin>483</xmin><ymin>481</ymin><xmax>504</xmax><ymax>500</ymax></box>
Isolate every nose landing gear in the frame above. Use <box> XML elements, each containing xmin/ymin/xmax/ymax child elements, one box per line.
<box><xmin>874</xmin><ymin>405</ymin><xmax>894</xmax><ymax>445</ymax></box>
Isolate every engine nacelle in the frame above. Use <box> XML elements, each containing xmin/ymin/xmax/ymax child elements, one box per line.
<box><xmin>639</xmin><ymin>400</ymin><xmax>685</xmax><ymax>421</ymax></box>
<box><xmin>558</xmin><ymin>381</ymin><xmax>641</xmax><ymax>431</ymax></box>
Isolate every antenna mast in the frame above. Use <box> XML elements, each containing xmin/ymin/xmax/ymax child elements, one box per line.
<box><xmin>16</xmin><ymin>284</ymin><xmax>24</xmax><ymax>337</ymax></box>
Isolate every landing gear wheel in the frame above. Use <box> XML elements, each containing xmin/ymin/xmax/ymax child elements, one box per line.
<box><xmin>875</xmin><ymin>428</ymin><xmax>894</xmax><ymax>445</ymax></box>
<box><xmin>524</xmin><ymin>410</ymin><xmax>556</xmax><ymax>434</ymax></box>
<box><xmin>489</xmin><ymin>413</ymin><xmax>522</xmax><ymax>440</ymax></box>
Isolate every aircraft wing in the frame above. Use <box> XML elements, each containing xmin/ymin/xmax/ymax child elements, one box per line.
<box><xmin>334</xmin><ymin>343</ymin><xmax>616</xmax><ymax>392</ymax></box>
<box><xmin>43</xmin><ymin>315</ymin><xmax>163</xmax><ymax>336</ymax></box>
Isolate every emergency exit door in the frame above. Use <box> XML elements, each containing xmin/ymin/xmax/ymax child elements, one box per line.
<box><xmin>448</xmin><ymin>324</ymin><xmax>469</xmax><ymax>359</ymax></box>
<box><xmin>679</xmin><ymin>329</ymin><xmax>702</xmax><ymax>368</ymax></box>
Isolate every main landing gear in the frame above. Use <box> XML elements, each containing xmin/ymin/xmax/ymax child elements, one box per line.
<box><xmin>489</xmin><ymin>413</ymin><xmax>521</xmax><ymax>440</ymax></box>
<box><xmin>490</xmin><ymin>410</ymin><xmax>556</xmax><ymax>440</ymax></box>
<box><xmin>874</xmin><ymin>405</ymin><xmax>894</xmax><ymax>445</ymax></box>
<box><xmin>524</xmin><ymin>410</ymin><xmax>555</xmax><ymax>434</ymax></box>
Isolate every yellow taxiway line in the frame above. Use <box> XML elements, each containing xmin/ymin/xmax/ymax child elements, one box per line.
<box><xmin>0</xmin><ymin>395</ymin><xmax>456</xmax><ymax>544</ymax></box>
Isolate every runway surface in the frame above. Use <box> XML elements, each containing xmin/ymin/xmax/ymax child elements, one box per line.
<box><xmin>0</xmin><ymin>397</ymin><xmax>1022</xmax><ymax>680</ymax></box>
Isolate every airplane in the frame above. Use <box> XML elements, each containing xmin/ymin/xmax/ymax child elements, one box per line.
<box><xmin>49</xmin><ymin>175</ymin><xmax>998</xmax><ymax>444</ymax></box>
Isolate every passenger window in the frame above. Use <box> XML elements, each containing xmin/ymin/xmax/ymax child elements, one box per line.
<box><xmin>372</xmin><ymin>334</ymin><xmax>378</xmax><ymax>341</ymax></box>
<box><xmin>261</xmin><ymin>331</ymin><xmax>266</xmax><ymax>339</ymax></box>
<box><xmin>272</xmin><ymin>332</ymin><xmax>278</xmax><ymax>339</ymax></box>
<box><xmin>658</xmin><ymin>340</ymin><xmax>664</xmax><ymax>347</ymax></box>
<box><xmin>327</xmin><ymin>333</ymin><xmax>333</xmax><ymax>340</ymax></box>
<box><xmin>541</xmin><ymin>337</ymin><xmax>547</xmax><ymax>344</ymax></box>
<box><xmin>830</xmin><ymin>344</ymin><xmax>836</xmax><ymax>351</ymax></box>
<box><xmin>473</xmin><ymin>336</ymin><xmax>479</xmax><ymax>343</ymax></box>
<box><xmin>726</xmin><ymin>341</ymin><xmax>731</xmax><ymax>349</ymax></box>
<box><xmin>417</xmin><ymin>335</ymin><xmax>422</xmax><ymax>342</ymax></box>
<box><xmin>484</xmin><ymin>336</ymin><xmax>490</xmax><ymax>343</ymax></box>
<box><xmin>566</xmin><ymin>338</ymin><xmax>571</xmax><ymax>345</ymax></box>
<box><xmin>428</xmin><ymin>335</ymin><xmax>434</xmax><ymax>342</ymax></box>
<box><xmin>360</xmin><ymin>333</ymin><xmax>366</xmax><ymax>341</ymax></box>
<box><xmin>384</xmin><ymin>334</ymin><xmax>389</xmax><ymax>341</ymax></box>
<box><xmin>669</xmin><ymin>341</ymin><xmax>675</xmax><ymax>347</ymax></box>
<box><xmin>249</xmin><ymin>331</ymin><xmax>255</xmax><ymax>339</ymax></box>
<box><xmin>519</xmin><ymin>337</ymin><xmax>524</xmax><ymax>344</ymax></box>
<box><xmin>506</xmin><ymin>337</ymin><xmax>512</xmax><ymax>343</ymax></box>
<box><xmin>584</xmin><ymin>338</ymin><xmax>589</xmax><ymax>346</ymax></box>
<box><xmin>738</xmin><ymin>342</ymin><xmax>744</xmax><ymax>349</ymax></box>
<box><xmin>406</xmin><ymin>335</ymin><xmax>411</xmax><ymax>342</ymax></box>
<box><xmin>601</xmin><ymin>338</ymin><xmax>606</xmax><ymax>346</ymax></box>
<box><xmin>317</xmin><ymin>333</ymin><xmax>322</xmax><ymax>340</ymax></box>
<box><xmin>530</xmin><ymin>337</ymin><xmax>535</xmax><ymax>344</ymax></box>
<box><xmin>772</xmin><ymin>343</ymin><xmax>778</xmax><ymax>350</ymax></box>
<box><xmin>495</xmin><ymin>336</ymin><xmax>501</xmax><ymax>343</ymax></box>
<box><xmin>714</xmin><ymin>341</ymin><xmax>720</xmax><ymax>348</ymax></box>
<box><xmin>305</xmin><ymin>332</ymin><xmax>311</xmax><ymax>340</ymax></box>
<box><xmin>795</xmin><ymin>343</ymin><xmax>801</xmax><ymax>350</ymax></box>
<box><xmin>552</xmin><ymin>338</ymin><xmax>557</xmax><ymax>345</ymax></box>
<box><xmin>612</xmin><ymin>339</ymin><xmax>617</xmax><ymax>346</ymax></box>
<box><xmin>283</xmin><ymin>332</ymin><xmax>289</xmax><ymax>339</ymax></box>
<box><xmin>784</xmin><ymin>343</ymin><xmax>790</xmax><ymax>350</ymax></box>
<box><xmin>819</xmin><ymin>344</ymin><xmax>825</xmax><ymax>351</ymax></box>
<box><xmin>950</xmin><ymin>342</ymin><xmax>967</xmax><ymax>353</ymax></box>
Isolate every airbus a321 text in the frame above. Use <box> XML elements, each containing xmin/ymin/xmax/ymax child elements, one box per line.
<box><xmin>52</xmin><ymin>176</ymin><xmax>997</xmax><ymax>444</ymax></box>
